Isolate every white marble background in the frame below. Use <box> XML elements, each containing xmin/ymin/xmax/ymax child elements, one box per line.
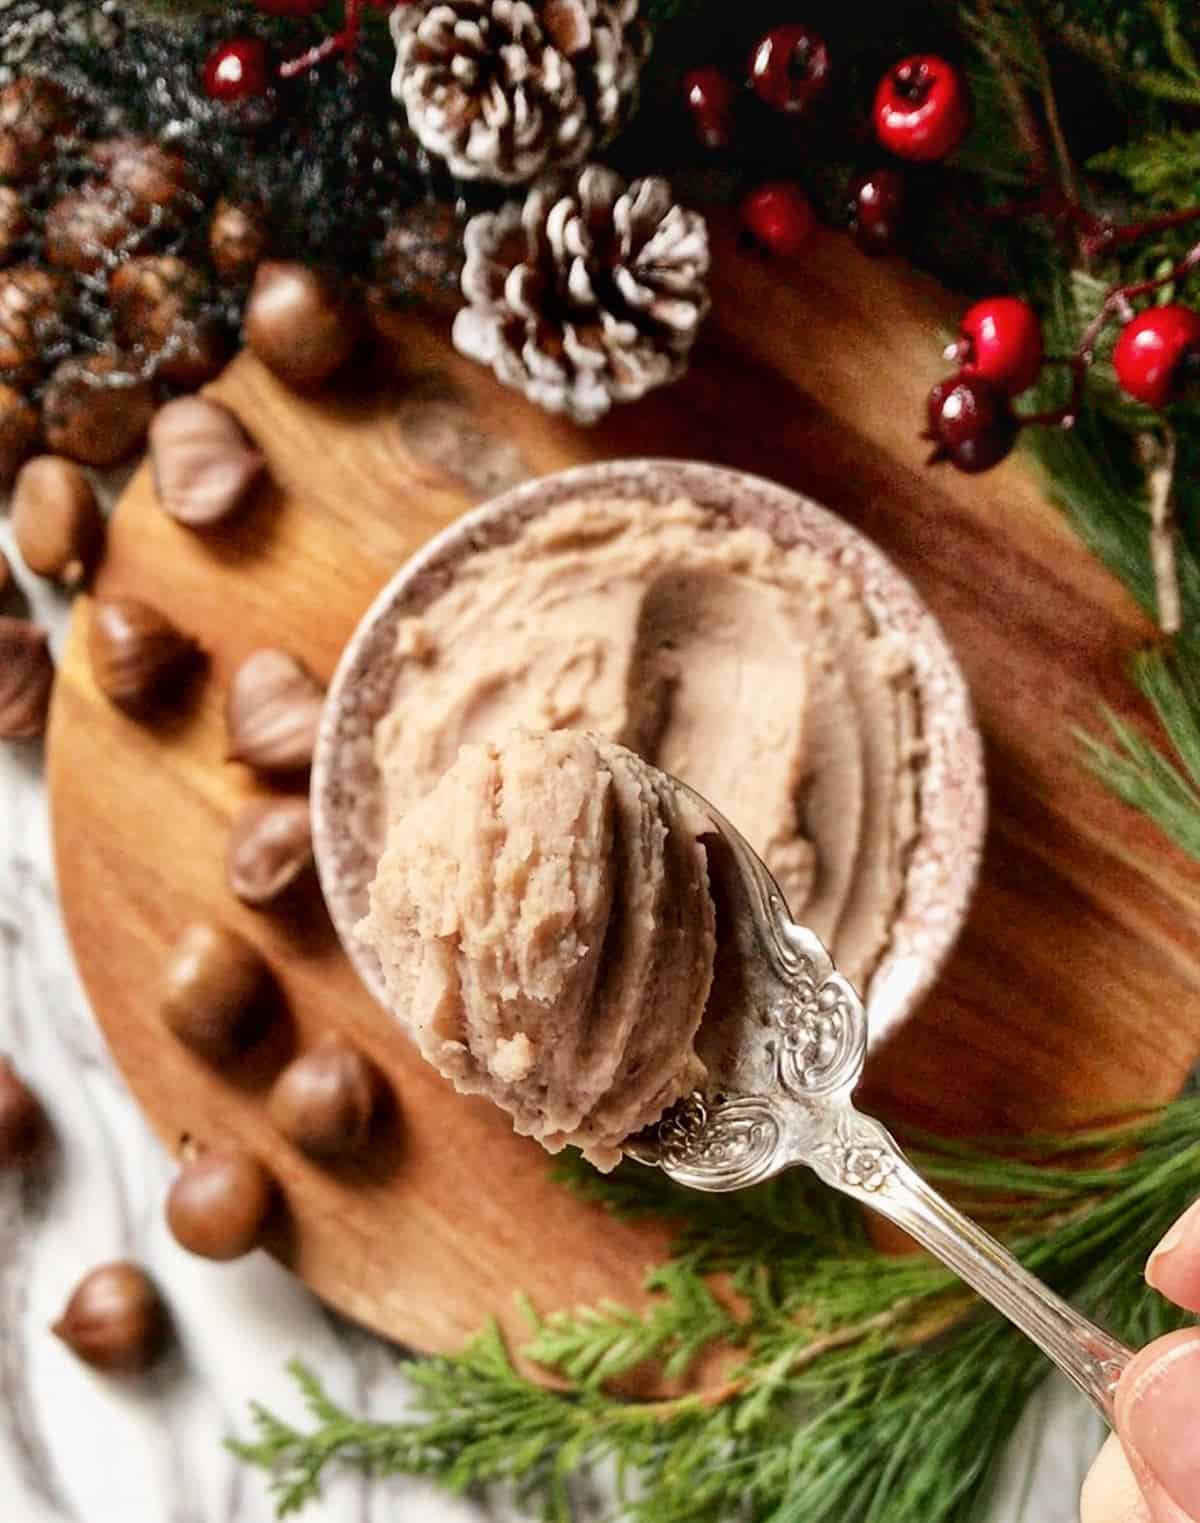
<box><xmin>0</xmin><ymin>505</ymin><xmax>1105</xmax><ymax>1523</ymax></box>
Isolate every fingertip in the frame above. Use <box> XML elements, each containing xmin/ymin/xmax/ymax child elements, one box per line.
<box><xmin>1115</xmin><ymin>1329</ymin><xmax>1200</xmax><ymax>1521</ymax></box>
<box><xmin>1082</xmin><ymin>1433</ymin><xmax>1153</xmax><ymax>1523</ymax></box>
<box><xmin>1146</xmin><ymin>1200</ymin><xmax>1200</xmax><ymax>1311</ymax></box>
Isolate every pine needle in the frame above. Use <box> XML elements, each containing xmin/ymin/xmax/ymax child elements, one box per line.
<box><xmin>1080</xmin><ymin>645</ymin><xmax>1200</xmax><ymax>860</ymax></box>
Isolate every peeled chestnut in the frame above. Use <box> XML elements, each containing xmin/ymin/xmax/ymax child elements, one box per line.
<box><xmin>44</xmin><ymin>189</ymin><xmax>135</xmax><ymax>276</ymax></box>
<box><xmin>209</xmin><ymin>199</ymin><xmax>267</xmax><ymax>284</ymax></box>
<box><xmin>150</xmin><ymin>396</ymin><xmax>265</xmax><ymax>527</ymax></box>
<box><xmin>88</xmin><ymin>597</ymin><xmax>199</xmax><ymax>713</ymax></box>
<box><xmin>228</xmin><ymin>797</ymin><xmax>313</xmax><ymax>905</ymax></box>
<box><xmin>42</xmin><ymin>353</ymin><xmax>154</xmax><ymax>467</ymax></box>
<box><xmin>0</xmin><ymin>617</ymin><xmax>54</xmax><ymax>740</ymax></box>
<box><xmin>0</xmin><ymin>265</ymin><xmax>69</xmax><ymax>386</ymax></box>
<box><xmin>0</xmin><ymin>77</ymin><xmax>70</xmax><ymax>184</ymax></box>
<box><xmin>244</xmin><ymin>262</ymin><xmax>356</xmax><ymax>389</ymax></box>
<box><xmin>109</xmin><ymin>256</ymin><xmax>227</xmax><ymax>387</ymax></box>
<box><xmin>89</xmin><ymin>137</ymin><xmax>187</xmax><ymax>224</ymax></box>
<box><xmin>268</xmin><ymin>1035</ymin><xmax>381</xmax><ymax>1160</ymax></box>
<box><xmin>0</xmin><ymin>383</ymin><xmax>39</xmax><ymax>484</ymax></box>
<box><xmin>166</xmin><ymin>1149</ymin><xmax>275</xmax><ymax>1260</ymax></box>
<box><xmin>160</xmin><ymin>922</ymin><xmax>270</xmax><ymax>1061</ymax></box>
<box><xmin>12</xmin><ymin>455</ymin><xmax>104</xmax><ymax>586</ymax></box>
<box><xmin>0</xmin><ymin>1054</ymin><xmax>46</xmax><ymax>1165</ymax></box>
<box><xmin>52</xmin><ymin>1262</ymin><xmax>169</xmax><ymax>1374</ymax></box>
<box><xmin>226</xmin><ymin>648</ymin><xmax>325</xmax><ymax>774</ymax></box>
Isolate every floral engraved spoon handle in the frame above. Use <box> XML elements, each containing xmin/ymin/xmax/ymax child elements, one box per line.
<box><xmin>625</xmin><ymin>782</ymin><xmax>1134</xmax><ymax>1423</ymax></box>
<box><xmin>810</xmin><ymin>1105</ymin><xmax>1131</xmax><ymax>1419</ymax></box>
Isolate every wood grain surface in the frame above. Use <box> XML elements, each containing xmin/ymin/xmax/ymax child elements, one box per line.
<box><xmin>47</xmin><ymin>219</ymin><xmax>1200</xmax><ymax>1360</ymax></box>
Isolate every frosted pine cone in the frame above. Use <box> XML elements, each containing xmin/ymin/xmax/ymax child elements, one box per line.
<box><xmin>452</xmin><ymin>165</ymin><xmax>709</xmax><ymax>424</ymax></box>
<box><xmin>391</xmin><ymin>0</ymin><xmax>648</xmax><ymax>185</ymax></box>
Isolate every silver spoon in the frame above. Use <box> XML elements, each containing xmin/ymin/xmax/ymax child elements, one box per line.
<box><xmin>623</xmin><ymin>779</ymin><xmax>1133</xmax><ymax>1423</ymax></box>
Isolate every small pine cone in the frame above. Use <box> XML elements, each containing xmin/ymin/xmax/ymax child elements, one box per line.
<box><xmin>391</xmin><ymin>0</ymin><xmax>649</xmax><ymax>185</ymax></box>
<box><xmin>453</xmin><ymin>164</ymin><xmax>709</xmax><ymax>424</ymax></box>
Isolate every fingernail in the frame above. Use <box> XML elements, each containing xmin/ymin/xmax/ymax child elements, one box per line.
<box><xmin>1121</xmin><ymin>1333</ymin><xmax>1200</xmax><ymax>1513</ymax></box>
<box><xmin>1147</xmin><ymin>1200</ymin><xmax>1200</xmax><ymax>1292</ymax></box>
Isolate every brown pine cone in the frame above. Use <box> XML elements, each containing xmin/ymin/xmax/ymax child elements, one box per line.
<box><xmin>391</xmin><ymin>0</ymin><xmax>648</xmax><ymax>185</ymax></box>
<box><xmin>453</xmin><ymin>164</ymin><xmax>709</xmax><ymax>424</ymax></box>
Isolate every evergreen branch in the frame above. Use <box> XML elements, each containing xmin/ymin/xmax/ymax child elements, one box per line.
<box><xmin>234</xmin><ymin>1102</ymin><xmax>1200</xmax><ymax>1522</ymax></box>
<box><xmin>1148</xmin><ymin>0</ymin><xmax>1200</xmax><ymax>83</ymax></box>
<box><xmin>1088</xmin><ymin>130</ymin><xmax>1200</xmax><ymax>209</ymax></box>
<box><xmin>525</xmin><ymin>1261</ymin><xmax>743</xmax><ymax>1386</ymax></box>
<box><xmin>1138</xmin><ymin>642</ymin><xmax>1200</xmax><ymax>784</ymax></box>
<box><xmin>1082</xmin><ymin>719</ymin><xmax>1200</xmax><ymax>859</ymax></box>
<box><xmin>1054</xmin><ymin>23</ymin><xmax>1200</xmax><ymax>103</ymax></box>
<box><xmin>1080</xmin><ymin>645</ymin><xmax>1200</xmax><ymax>862</ymax></box>
<box><xmin>962</xmin><ymin>0</ymin><xmax>1052</xmax><ymax>181</ymax></box>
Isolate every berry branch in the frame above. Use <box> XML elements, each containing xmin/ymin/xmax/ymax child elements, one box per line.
<box><xmin>1023</xmin><ymin>234</ymin><xmax>1200</xmax><ymax>430</ymax></box>
<box><xmin>272</xmin><ymin>0</ymin><xmax>403</xmax><ymax>79</ymax></box>
<box><xmin>1080</xmin><ymin>205</ymin><xmax>1200</xmax><ymax>260</ymax></box>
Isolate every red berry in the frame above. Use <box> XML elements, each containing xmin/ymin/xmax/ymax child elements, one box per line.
<box><xmin>204</xmin><ymin>37</ymin><xmax>271</xmax><ymax>103</ymax></box>
<box><xmin>1112</xmin><ymin>304</ymin><xmax>1200</xmax><ymax>409</ymax></box>
<box><xmin>748</xmin><ymin>25</ymin><xmax>831</xmax><ymax>115</ymax></box>
<box><xmin>255</xmin><ymin>0</ymin><xmax>324</xmax><ymax>13</ymax></box>
<box><xmin>847</xmin><ymin>169</ymin><xmax>905</xmax><ymax>256</ymax></box>
<box><xmin>954</xmin><ymin>297</ymin><xmax>1043</xmax><ymax>396</ymax></box>
<box><xmin>740</xmin><ymin>182</ymin><xmax>816</xmax><ymax>258</ymax></box>
<box><xmin>874</xmin><ymin>55</ymin><xmax>968</xmax><ymax>162</ymax></box>
<box><xmin>684</xmin><ymin>67</ymin><xmax>736</xmax><ymax>150</ymax></box>
<box><xmin>925</xmin><ymin>374</ymin><xmax>1016</xmax><ymax>474</ymax></box>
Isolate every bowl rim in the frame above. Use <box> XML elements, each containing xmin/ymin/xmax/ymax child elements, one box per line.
<box><xmin>312</xmin><ymin>457</ymin><xmax>987</xmax><ymax>1051</ymax></box>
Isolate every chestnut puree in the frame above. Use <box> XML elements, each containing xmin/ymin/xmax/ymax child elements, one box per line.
<box><xmin>359</xmin><ymin>496</ymin><xmax>922</xmax><ymax>1165</ymax></box>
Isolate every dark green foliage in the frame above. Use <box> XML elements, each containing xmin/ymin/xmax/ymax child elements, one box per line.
<box><xmin>17</xmin><ymin>2</ymin><xmax>451</xmax><ymax>278</ymax></box>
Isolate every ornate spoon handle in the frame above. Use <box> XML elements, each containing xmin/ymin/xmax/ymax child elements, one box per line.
<box><xmin>804</xmin><ymin>1106</ymin><xmax>1133</xmax><ymax>1422</ymax></box>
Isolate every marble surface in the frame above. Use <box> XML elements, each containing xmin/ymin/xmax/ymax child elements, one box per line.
<box><xmin>0</xmin><ymin>511</ymin><xmax>1106</xmax><ymax>1523</ymax></box>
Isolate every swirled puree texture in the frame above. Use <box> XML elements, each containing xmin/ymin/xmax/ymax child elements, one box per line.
<box><xmin>359</xmin><ymin>496</ymin><xmax>921</xmax><ymax>1167</ymax></box>
<box><xmin>360</xmin><ymin>732</ymin><xmax>714</xmax><ymax>1168</ymax></box>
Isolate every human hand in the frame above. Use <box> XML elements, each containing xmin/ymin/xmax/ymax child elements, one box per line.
<box><xmin>1080</xmin><ymin>1200</ymin><xmax>1200</xmax><ymax>1523</ymax></box>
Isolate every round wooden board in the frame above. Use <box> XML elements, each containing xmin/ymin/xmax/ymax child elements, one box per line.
<box><xmin>48</xmin><ymin>223</ymin><xmax>1200</xmax><ymax>1360</ymax></box>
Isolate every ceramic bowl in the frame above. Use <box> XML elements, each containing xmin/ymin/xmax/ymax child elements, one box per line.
<box><xmin>311</xmin><ymin>459</ymin><xmax>986</xmax><ymax>1051</ymax></box>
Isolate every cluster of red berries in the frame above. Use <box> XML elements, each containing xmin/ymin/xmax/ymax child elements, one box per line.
<box><xmin>692</xmin><ymin>31</ymin><xmax>970</xmax><ymax>262</ymax></box>
<box><xmin>926</xmin><ymin>297</ymin><xmax>1042</xmax><ymax>473</ymax></box>
<box><xmin>926</xmin><ymin>296</ymin><xmax>1200</xmax><ymax>474</ymax></box>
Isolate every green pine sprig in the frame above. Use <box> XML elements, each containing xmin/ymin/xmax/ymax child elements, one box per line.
<box><xmin>232</xmin><ymin>1102</ymin><xmax>1200</xmax><ymax>1523</ymax></box>
<box><xmin>1080</xmin><ymin>645</ymin><xmax>1200</xmax><ymax>859</ymax></box>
